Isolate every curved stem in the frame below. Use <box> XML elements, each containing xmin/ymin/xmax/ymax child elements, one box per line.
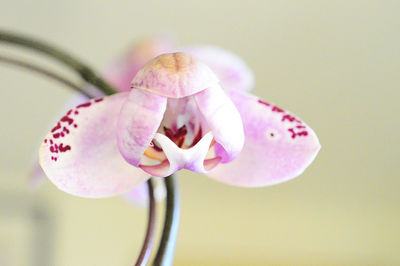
<box><xmin>153</xmin><ymin>174</ymin><xmax>180</xmax><ymax>266</ymax></box>
<box><xmin>0</xmin><ymin>54</ymin><xmax>92</xmax><ymax>98</ymax></box>
<box><xmin>135</xmin><ymin>179</ymin><xmax>157</xmax><ymax>266</ymax></box>
<box><xmin>0</xmin><ymin>31</ymin><xmax>116</xmax><ymax>95</ymax></box>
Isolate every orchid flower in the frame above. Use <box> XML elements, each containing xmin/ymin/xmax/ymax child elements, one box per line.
<box><xmin>31</xmin><ymin>38</ymin><xmax>256</xmax><ymax>203</ymax></box>
<box><xmin>38</xmin><ymin>50</ymin><xmax>320</xmax><ymax>198</ymax></box>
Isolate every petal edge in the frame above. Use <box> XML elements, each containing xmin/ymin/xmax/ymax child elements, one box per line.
<box><xmin>39</xmin><ymin>93</ymin><xmax>150</xmax><ymax>198</ymax></box>
<box><xmin>206</xmin><ymin>90</ymin><xmax>321</xmax><ymax>187</ymax></box>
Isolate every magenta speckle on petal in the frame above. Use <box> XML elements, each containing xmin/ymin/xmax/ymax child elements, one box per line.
<box><xmin>288</xmin><ymin>128</ymin><xmax>309</xmax><ymax>139</ymax></box>
<box><xmin>257</xmin><ymin>99</ymin><xmax>270</xmax><ymax>106</ymax></box>
<box><xmin>282</xmin><ymin>114</ymin><xmax>299</xmax><ymax>123</ymax></box>
<box><xmin>47</xmin><ymin>104</ymin><xmax>81</xmax><ymax>162</ymax></box>
<box><xmin>61</xmin><ymin>115</ymin><xmax>74</xmax><ymax>125</ymax></box>
<box><xmin>51</xmin><ymin>122</ymin><xmax>61</xmax><ymax>133</ymax></box>
<box><xmin>257</xmin><ymin>97</ymin><xmax>309</xmax><ymax>139</ymax></box>
<box><xmin>58</xmin><ymin>143</ymin><xmax>71</xmax><ymax>152</ymax></box>
<box><xmin>77</xmin><ymin>102</ymin><xmax>91</xmax><ymax>108</ymax></box>
<box><xmin>272</xmin><ymin>106</ymin><xmax>284</xmax><ymax>113</ymax></box>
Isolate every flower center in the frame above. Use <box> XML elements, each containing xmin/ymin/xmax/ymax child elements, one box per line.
<box><xmin>139</xmin><ymin>96</ymin><xmax>221</xmax><ymax>177</ymax></box>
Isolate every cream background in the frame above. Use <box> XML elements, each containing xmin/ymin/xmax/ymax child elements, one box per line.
<box><xmin>0</xmin><ymin>1</ymin><xmax>399</xmax><ymax>265</ymax></box>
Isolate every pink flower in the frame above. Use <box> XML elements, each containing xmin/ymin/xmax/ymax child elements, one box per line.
<box><xmin>38</xmin><ymin>42</ymin><xmax>320</xmax><ymax>198</ymax></box>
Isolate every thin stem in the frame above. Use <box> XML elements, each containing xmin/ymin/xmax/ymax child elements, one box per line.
<box><xmin>0</xmin><ymin>31</ymin><xmax>116</xmax><ymax>95</ymax></box>
<box><xmin>153</xmin><ymin>174</ymin><xmax>180</xmax><ymax>266</ymax></box>
<box><xmin>135</xmin><ymin>179</ymin><xmax>157</xmax><ymax>266</ymax></box>
<box><xmin>0</xmin><ymin>54</ymin><xmax>92</xmax><ymax>98</ymax></box>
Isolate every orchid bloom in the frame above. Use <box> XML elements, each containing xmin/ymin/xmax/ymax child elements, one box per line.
<box><xmin>32</xmin><ymin>38</ymin><xmax>260</xmax><ymax>203</ymax></box>
<box><xmin>38</xmin><ymin>49</ymin><xmax>320</xmax><ymax>198</ymax></box>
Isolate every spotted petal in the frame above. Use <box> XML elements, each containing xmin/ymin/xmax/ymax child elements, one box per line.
<box><xmin>206</xmin><ymin>90</ymin><xmax>321</xmax><ymax>187</ymax></box>
<box><xmin>39</xmin><ymin>92</ymin><xmax>150</xmax><ymax>198</ymax></box>
<box><xmin>30</xmin><ymin>93</ymin><xmax>90</xmax><ymax>189</ymax></box>
<box><xmin>183</xmin><ymin>46</ymin><xmax>254</xmax><ymax>92</ymax></box>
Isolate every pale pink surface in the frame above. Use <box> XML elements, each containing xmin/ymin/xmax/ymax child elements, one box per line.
<box><xmin>194</xmin><ymin>84</ymin><xmax>244</xmax><ymax>163</ymax></box>
<box><xmin>182</xmin><ymin>46</ymin><xmax>254</xmax><ymax>92</ymax></box>
<box><xmin>131</xmin><ymin>53</ymin><xmax>219</xmax><ymax>98</ymax></box>
<box><xmin>39</xmin><ymin>93</ymin><xmax>150</xmax><ymax>198</ymax></box>
<box><xmin>31</xmin><ymin>94</ymin><xmax>155</xmax><ymax>202</ymax></box>
<box><xmin>30</xmin><ymin>93</ymin><xmax>90</xmax><ymax>188</ymax></box>
<box><xmin>206</xmin><ymin>90</ymin><xmax>320</xmax><ymax>187</ymax></box>
<box><xmin>117</xmin><ymin>89</ymin><xmax>167</xmax><ymax>166</ymax></box>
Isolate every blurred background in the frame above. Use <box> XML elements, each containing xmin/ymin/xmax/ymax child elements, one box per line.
<box><xmin>0</xmin><ymin>1</ymin><xmax>399</xmax><ymax>265</ymax></box>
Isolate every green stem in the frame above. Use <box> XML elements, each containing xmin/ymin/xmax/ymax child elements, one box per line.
<box><xmin>0</xmin><ymin>31</ymin><xmax>116</xmax><ymax>95</ymax></box>
<box><xmin>153</xmin><ymin>174</ymin><xmax>180</xmax><ymax>266</ymax></box>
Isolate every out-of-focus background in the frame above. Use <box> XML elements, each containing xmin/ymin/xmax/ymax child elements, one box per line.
<box><xmin>0</xmin><ymin>1</ymin><xmax>399</xmax><ymax>265</ymax></box>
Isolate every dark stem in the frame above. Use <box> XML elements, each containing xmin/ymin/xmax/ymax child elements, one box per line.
<box><xmin>0</xmin><ymin>31</ymin><xmax>116</xmax><ymax>95</ymax></box>
<box><xmin>0</xmin><ymin>54</ymin><xmax>92</xmax><ymax>98</ymax></box>
<box><xmin>135</xmin><ymin>179</ymin><xmax>157</xmax><ymax>266</ymax></box>
<box><xmin>153</xmin><ymin>174</ymin><xmax>180</xmax><ymax>266</ymax></box>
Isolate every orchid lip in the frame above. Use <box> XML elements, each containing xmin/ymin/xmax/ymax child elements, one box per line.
<box><xmin>139</xmin><ymin>130</ymin><xmax>221</xmax><ymax>177</ymax></box>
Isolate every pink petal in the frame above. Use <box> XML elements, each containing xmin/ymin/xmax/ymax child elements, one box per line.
<box><xmin>29</xmin><ymin>93</ymin><xmax>91</xmax><ymax>189</ymax></box>
<box><xmin>194</xmin><ymin>84</ymin><xmax>245</xmax><ymax>163</ymax></box>
<box><xmin>139</xmin><ymin>160</ymin><xmax>171</xmax><ymax>178</ymax></box>
<box><xmin>117</xmin><ymin>89</ymin><xmax>167</xmax><ymax>166</ymax></box>
<box><xmin>131</xmin><ymin>53</ymin><xmax>219</xmax><ymax>98</ymax></box>
<box><xmin>103</xmin><ymin>38</ymin><xmax>173</xmax><ymax>92</ymax></box>
<box><xmin>39</xmin><ymin>92</ymin><xmax>150</xmax><ymax>198</ymax></box>
<box><xmin>206</xmin><ymin>90</ymin><xmax>321</xmax><ymax>187</ymax></box>
<box><xmin>183</xmin><ymin>45</ymin><xmax>254</xmax><ymax>92</ymax></box>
